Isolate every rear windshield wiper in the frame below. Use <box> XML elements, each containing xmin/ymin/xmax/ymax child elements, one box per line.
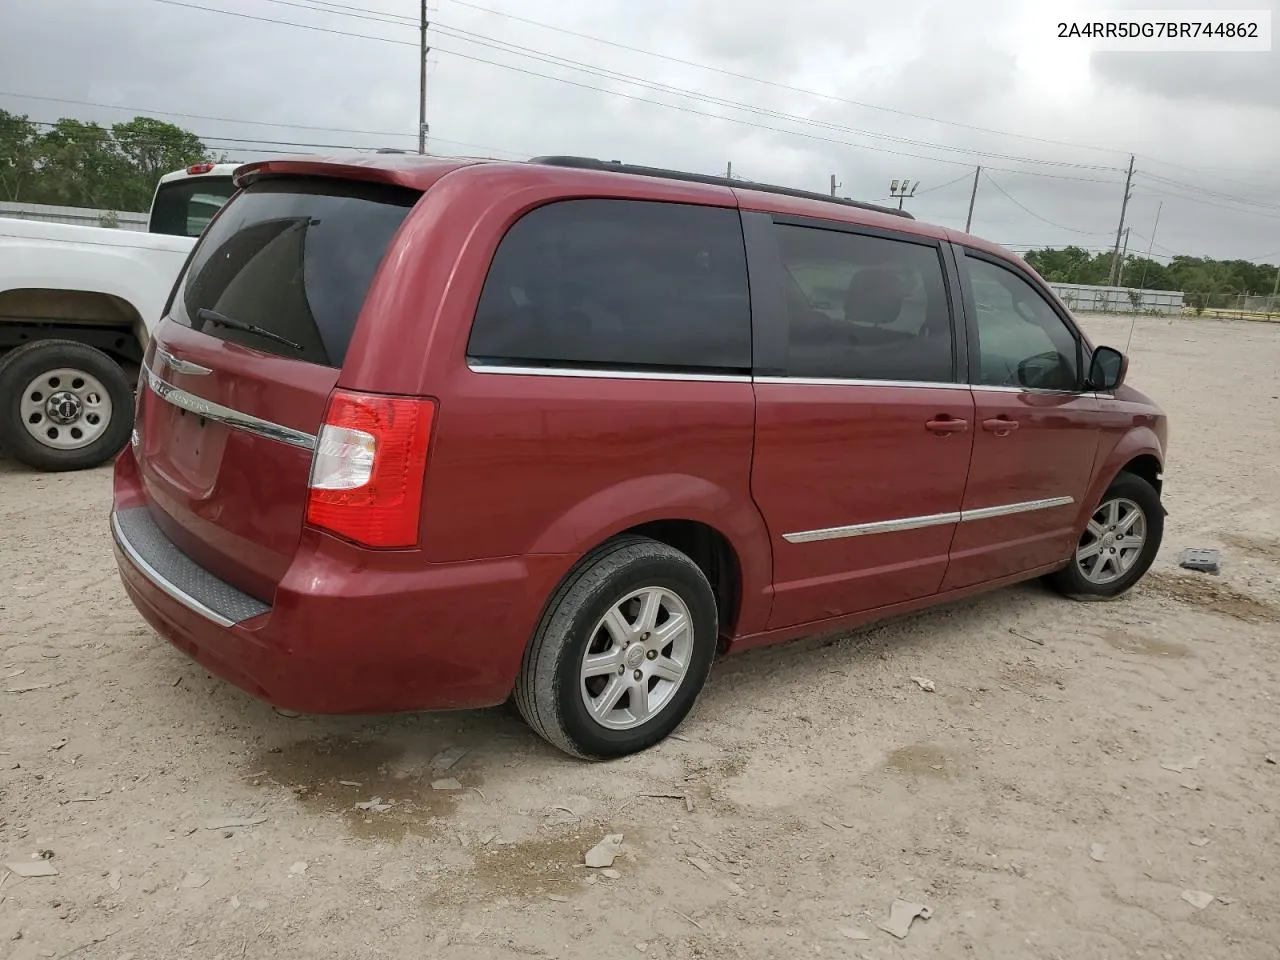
<box><xmin>196</xmin><ymin>308</ymin><xmax>303</xmax><ymax>352</ymax></box>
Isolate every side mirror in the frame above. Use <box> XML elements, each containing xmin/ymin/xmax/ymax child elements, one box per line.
<box><xmin>1088</xmin><ymin>345</ymin><xmax>1128</xmax><ymax>392</ymax></box>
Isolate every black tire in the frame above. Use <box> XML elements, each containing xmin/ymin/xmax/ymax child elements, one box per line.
<box><xmin>0</xmin><ymin>340</ymin><xmax>134</xmax><ymax>472</ymax></box>
<box><xmin>515</xmin><ymin>535</ymin><xmax>718</xmax><ymax>760</ymax></box>
<box><xmin>1047</xmin><ymin>471</ymin><xmax>1164</xmax><ymax>600</ymax></box>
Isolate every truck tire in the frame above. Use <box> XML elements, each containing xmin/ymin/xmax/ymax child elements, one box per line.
<box><xmin>0</xmin><ymin>340</ymin><xmax>134</xmax><ymax>472</ymax></box>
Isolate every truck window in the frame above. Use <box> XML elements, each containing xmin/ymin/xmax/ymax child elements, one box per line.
<box><xmin>149</xmin><ymin>176</ymin><xmax>237</xmax><ymax>238</ymax></box>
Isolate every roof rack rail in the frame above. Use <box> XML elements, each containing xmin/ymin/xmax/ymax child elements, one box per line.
<box><xmin>528</xmin><ymin>155</ymin><xmax>914</xmax><ymax>220</ymax></box>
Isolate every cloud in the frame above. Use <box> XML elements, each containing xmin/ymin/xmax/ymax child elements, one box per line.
<box><xmin>3</xmin><ymin>0</ymin><xmax>1279</xmax><ymax>263</ymax></box>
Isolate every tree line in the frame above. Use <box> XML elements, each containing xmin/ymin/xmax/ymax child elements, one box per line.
<box><xmin>1024</xmin><ymin>245</ymin><xmax>1279</xmax><ymax>297</ymax></box>
<box><xmin>0</xmin><ymin>109</ymin><xmax>209</xmax><ymax>212</ymax></box>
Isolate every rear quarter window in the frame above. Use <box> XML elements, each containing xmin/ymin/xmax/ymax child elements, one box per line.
<box><xmin>169</xmin><ymin>178</ymin><xmax>418</xmax><ymax>368</ymax></box>
<box><xmin>467</xmin><ymin>199</ymin><xmax>751</xmax><ymax>373</ymax></box>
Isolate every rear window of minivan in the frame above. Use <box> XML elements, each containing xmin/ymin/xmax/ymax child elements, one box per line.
<box><xmin>169</xmin><ymin>177</ymin><xmax>418</xmax><ymax>368</ymax></box>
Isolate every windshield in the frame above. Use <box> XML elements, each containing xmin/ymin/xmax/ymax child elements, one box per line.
<box><xmin>149</xmin><ymin>176</ymin><xmax>237</xmax><ymax>238</ymax></box>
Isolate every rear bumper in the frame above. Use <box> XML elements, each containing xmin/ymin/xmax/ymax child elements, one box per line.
<box><xmin>111</xmin><ymin>452</ymin><xmax>572</xmax><ymax>714</ymax></box>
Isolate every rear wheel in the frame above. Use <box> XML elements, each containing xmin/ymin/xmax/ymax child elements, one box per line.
<box><xmin>0</xmin><ymin>340</ymin><xmax>134</xmax><ymax>472</ymax></box>
<box><xmin>515</xmin><ymin>536</ymin><xmax>718</xmax><ymax>759</ymax></box>
<box><xmin>1047</xmin><ymin>471</ymin><xmax>1163</xmax><ymax>600</ymax></box>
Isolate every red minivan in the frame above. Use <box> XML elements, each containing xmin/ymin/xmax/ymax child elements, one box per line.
<box><xmin>112</xmin><ymin>155</ymin><xmax>1167</xmax><ymax>759</ymax></box>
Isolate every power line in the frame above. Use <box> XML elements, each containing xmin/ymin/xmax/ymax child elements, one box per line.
<box><xmin>981</xmin><ymin>171</ymin><xmax>1112</xmax><ymax>236</ymax></box>
<box><xmin>138</xmin><ymin>0</ymin><xmax>1126</xmax><ymax>174</ymax></box>
<box><xmin>1131</xmin><ymin>186</ymin><xmax>1280</xmax><ymax>222</ymax></box>
<box><xmin>26</xmin><ymin>118</ymin><xmax>521</xmax><ymax>159</ymax></box>
<box><xmin>1133</xmin><ymin>170</ymin><xmax>1280</xmax><ymax>212</ymax></box>
<box><xmin>4</xmin><ymin>93</ymin><xmax>526</xmax><ymax>158</ymax></box>
<box><xmin>437</xmin><ymin>0</ymin><xmax>1139</xmax><ymax>161</ymax></box>
<box><xmin>914</xmin><ymin>172</ymin><xmax>973</xmax><ymax>196</ymax></box>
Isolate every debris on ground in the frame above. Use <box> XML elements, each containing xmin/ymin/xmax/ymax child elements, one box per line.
<box><xmin>584</xmin><ymin>834</ymin><xmax>625</xmax><ymax>868</ymax></box>
<box><xmin>1179</xmin><ymin>548</ymin><xmax>1221</xmax><ymax>575</ymax></box>
<box><xmin>640</xmin><ymin>791</ymin><xmax>695</xmax><ymax>812</ymax></box>
<box><xmin>431</xmin><ymin>778</ymin><xmax>462</xmax><ymax>791</ymax></box>
<box><xmin>5</xmin><ymin>681</ymin><xmax>53</xmax><ymax>693</ymax></box>
<box><xmin>686</xmin><ymin>856</ymin><xmax>716</xmax><ymax>878</ymax></box>
<box><xmin>1089</xmin><ymin>843</ymin><xmax>1107</xmax><ymax>862</ymax></box>
<box><xmin>35</xmin><ymin>849</ymin><xmax>54</xmax><ymax>860</ymax></box>
<box><xmin>601</xmin><ymin>868</ymin><xmax>621</xmax><ymax>880</ymax></box>
<box><xmin>1189</xmin><ymin>837</ymin><xmax>1211</xmax><ymax>847</ymax></box>
<box><xmin>1266</xmin><ymin>755</ymin><xmax>1277</xmax><ymax>765</ymax></box>
<box><xmin>1009</xmin><ymin>628</ymin><xmax>1045</xmax><ymax>646</ymax></box>
<box><xmin>878</xmin><ymin>899</ymin><xmax>933</xmax><ymax>939</ymax></box>
<box><xmin>839</xmin><ymin>927</ymin><xmax>872</xmax><ymax>941</ymax></box>
<box><xmin>180</xmin><ymin>872</ymin><xmax>210</xmax><ymax>889</ymax></box>
<box><xmin>910</xmin><ymin>677</ymin><xmax>937</xmax><ymax>693</ymax></box>
<box><xmin>430</xmin><ymin>747</ymin><xmax>469</xmax><ymax>773</ymax></box>
<box><xmin>354</xmin><ymin>797</ymin><xmax>393</xmax><ymax>813</ymax></box>
<box><xmin>289</xmin><ymin>861</ymin><xmax>308</xmax><ymax>876</ymax></box>
<box><xmin>1181</xmin><ymin>889</ymin><xmax>1214</xmax><ymax>910</ymax></box>
<box><xmin>547</xmin><ymin>894</ymin><xmax>569</xmax><ymax>903</ymax></box>
<box><xmin>204</xmin><ymin>815</ymin><xmax>268</xmax><ymax>830</ymax></box>
<box><xmin>1160</xmin><ymin>756</ymin><xmax>1204</xmax><ymax>773</ymax></box>
<box><xmin>4</xmin><ymin>860</ymin><xmax>59</xmax><ymax>878</ymax></box>
<box><xmin>337</xmin><ymin>780</ymin><xmax>361</xmax><ymax>787</ymax></box>
<box><xmin>106</xmin><ymin>869</ymin><xmax>121</xmax><ymax>891</ymax></box>
<box><xmin>50</xmin><ymin>738</ymin><xmax>67</xmax><ymax>751</ymax></box>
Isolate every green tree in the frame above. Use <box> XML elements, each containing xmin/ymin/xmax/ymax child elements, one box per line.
<box><xmin>110</xmin><ymin>117</ymin><xmax>206</xmax><ymax>210</ymax></box>
<box><xmin>0</xmin><ymin>109</ymin><xmax>40</xmax><ymax>201</ymax></box>
<box><xmin>36</xmin><ymin>118</ymin><xmax>130</xmax><ymax>208</ymax></box>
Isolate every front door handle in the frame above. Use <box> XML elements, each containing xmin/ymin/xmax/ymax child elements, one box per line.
<box><xmin>925</xmin><ymin>417</ymin><xmax>969</xmax><ymax>435</ymax></box>
<box><xmin>982</xmin><ymin>416</ymin><xmax>1020</xmax><ymax>436</ymax></box>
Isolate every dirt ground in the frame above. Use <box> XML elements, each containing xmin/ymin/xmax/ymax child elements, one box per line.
<box><xmin>2</xmin><ymin>313</ymin><xmax>1279</xmax><ymax>960</ymax></box>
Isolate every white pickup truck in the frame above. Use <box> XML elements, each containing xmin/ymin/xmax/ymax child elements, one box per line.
<box><xmin>0</xmin><ymin>163</ymin><xmax>239</xmax><ymax>471</ymax></box>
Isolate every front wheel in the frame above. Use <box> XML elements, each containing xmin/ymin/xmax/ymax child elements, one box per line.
<box><xmin>1047</xmin><ymin>471</ymin><xmax>1164</xmax><ymax>600</ymax></box>
<box><xmin>0</xmin><ymin>340</ymin><xmax>134</xmax><ymax>472</ymax></box>
<box><xmin>515</xmin><ymin>536</ymin><xmax>719</xmax><ymax>760</ymax></box>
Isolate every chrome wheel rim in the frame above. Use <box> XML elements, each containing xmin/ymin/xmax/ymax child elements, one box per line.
<box><xmin>1076</xmin><ymin>497</ymin><xmax>1146</xmax><ymax>585</ymax></box>
<box><xmin>19</xmin><ymin>368</ymin><xmax>113</xmax><ymax>450</ymax></box>
<box><xmin>580</xmin><ymin>587</ymin><xmax>695</xmax><ymax>731</ymax></box>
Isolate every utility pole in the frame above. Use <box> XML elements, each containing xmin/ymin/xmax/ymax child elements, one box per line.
<box><xmin>964</xmin><ymin>165</ymin><xmax>981</xmax><ymax>233</ymax></box>
<box><xmin>417</xmin><ymin>0</ymin><xmax>429</xmax><ymax>155</ymax></box>
<box><xmin>830</xmin><ymin>174</ymin><xmax>841</xmax><ymax>197</ymax></box>
<box><xmin>1107</xmin><ymin>154</ymin><xmax>1135</xmax><ymax>286</ymax></box>
<box><xmin>1117</xmin><ymin>227</ymin><xmax>1131</xmax><ymax>285</ymax></box>
<box><xmin>726</xmin><ymin>161</ymin><xmax>732</xmax><ymax>179</ymax></box>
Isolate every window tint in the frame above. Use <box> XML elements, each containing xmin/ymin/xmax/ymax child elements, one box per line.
<box><xmin>775</xmin><ymin>224</ymin><xmax>953</xmax><ymax>382</ymax></box>
<box><xmin>170</xmin><ymin>178</ymin><xmax>417</xmax><ymax>368</ymax></box>
<box><xmin>149</xmin><ymin>176</ymin><xmax>237</xmax><ymax>238</ymax></box>
<box><xmin>468</xmin><ymin>199</ymin><xmax>751</xmax><ymax>372</ymax></box>
<box><xmin>965</xmin><ymin>256</ymin><xmax>1080</xmax><ymax>391</ymax></box>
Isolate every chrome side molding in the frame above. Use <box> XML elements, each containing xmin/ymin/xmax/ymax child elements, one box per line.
<box><xmin>783</xmin><ymin>496</ymin><xmax>1075</xmax><ymax>544</ymax></box>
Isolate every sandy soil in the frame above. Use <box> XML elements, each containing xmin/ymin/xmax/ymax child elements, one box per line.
<box><xmin>2</xmin><ymin>313</ymin><xmax>1279</xmax><ymax>960</ymax></box>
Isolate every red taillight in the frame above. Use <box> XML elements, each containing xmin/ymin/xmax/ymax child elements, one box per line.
<box><xmin>187</xmin><ymin>162</ymin><xmax>216</xmax><ymax>175</ymax></box>
<box><xmin>305</xmin><ymin>390</ymin><xmax>436</xmax><ymax>548</ymax></box>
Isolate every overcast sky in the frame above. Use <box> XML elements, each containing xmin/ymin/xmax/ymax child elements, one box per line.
<box><xmin>4</xmin><ymin>0</ymin><xmax>1278</xmax><ymax>265</ymax></box>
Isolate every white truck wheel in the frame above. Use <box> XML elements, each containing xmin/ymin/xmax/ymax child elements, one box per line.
<box><xmin>0</xmin><ymin>340</ymin><xmax>134</xmax><ymax>472</ymax></box>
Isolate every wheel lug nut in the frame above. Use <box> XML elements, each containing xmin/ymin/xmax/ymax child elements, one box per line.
<box><xmin>633</xmin><ymin>670</ymin><xmax>643</xmax><ymax>681</ymax></box>
<box><xmin>617</xmin><ymin>666</ymin><xmax>625</xmax><ymax>675</ymax></box>
<box><xmin>641</xmin><ymin>632</ymin><xmax>650</xmax><ymax>640</ymax></box>
<box><xmin>646</xmin><ymin>649</ymin><xmax>657</xmax><ymax>660</ymax></box>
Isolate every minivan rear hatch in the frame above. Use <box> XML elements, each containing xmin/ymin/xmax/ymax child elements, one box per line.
<box><xmin>135</xmin><ymin>176</ymin><xmax>419</xmax><ymax>602</ymax></box>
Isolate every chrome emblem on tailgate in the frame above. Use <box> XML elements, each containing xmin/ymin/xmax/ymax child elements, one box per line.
<box><xmin>155</xmin><ymin>346</ymin><xmax>212</xmax><ymax>376</ymax></box>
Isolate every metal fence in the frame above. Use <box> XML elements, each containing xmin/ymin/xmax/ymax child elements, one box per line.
<box><xmin>1048</xmin><ymin>282</ymin><xmax>1280</xmax><ymax>320</ymax></box>
<box><xmin>1048</xmin><ymin>283</ymin><xmax>1184</xmax><ymax>315</ymax></box>
<box><xmin>0</xmin><ymin>201</ymin><xmax>148</xmax><ymax>232</ymax></box>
